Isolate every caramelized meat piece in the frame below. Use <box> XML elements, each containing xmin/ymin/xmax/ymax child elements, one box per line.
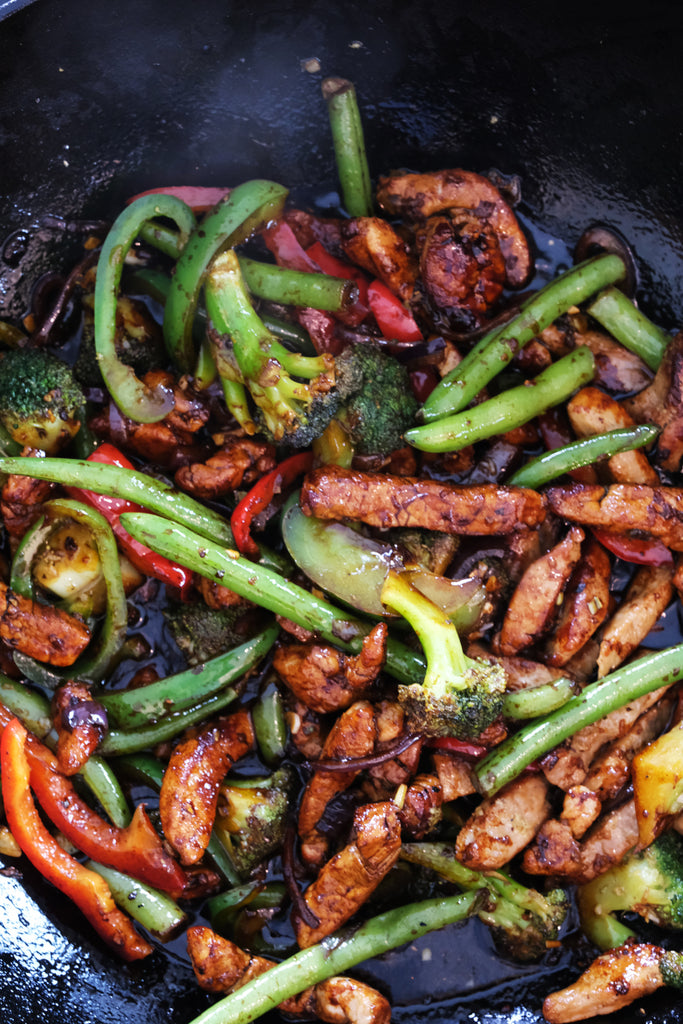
<box><xmin>174</xmin><ymin>438</ymin><xmax>276</xmax><ymax>500</ymax></box>
<box><xmin>301</xmin><ymin>465</ymin><xmax>546</xmax><ymax>535</ymax></box>
<box><xmin>597</xmin><ymin>564</ymin><xmax>674</xmax><ymax>677</ymax></box>
<box><xmin>159</xmin><ymin>708</ymin><xmax>255</xmax><ymax>865</ymax></box>
<box><xmin>498</xmin><ymin>527</ymin><xmax>585</xmax><ymax>655</ymax></box>
<box><xmin>418</xmin><ymin>213</ymin><xmax>507</xmax><ymax>329</ymax></box>
<box><xmin>624</xmin><ymin>329</ymin><xmax>683</xmax><ymax>471</ymax></box>
<box><xmin>376</xmin><ymin>168</ymin><xmax>531</xmax><ymax>287</ymax></box>
<box><xmin>397</xmin><ymin>773</ymin><xmax>443</xmax><ymax>838</ymax></box>
<box><xmin>455</xmin><ymin>774</ymin><xmax>551</xmax><ymax>870</ymax></box>
<box><xmin>546</xmin><ymin>483</ymin><xmax>683</xmax><ymax>550</ymax></box>
<box><xmin>196</xmin><ymin>575</ymin><xmax>252</xmax><ymax>610</ymax></box>
<box><xmin>286</xmin><ymin>699</ymin><xmax>327</xmax><ymax>760</ymax></box>
<box><xmin>294</xmin><ymin>801</ymin><xmax>402</xmax><ymax>948</ymax></box>
<box><xmin>544</xmin><ymin>537</ymin><xmax>611</xmax><ymax>668</ymax></box>
<box><xmin>341</xmin><ymin>216</ymin><xmax>417</xmax><ymax>301</ymax></box>
<box><xmin>543</xmin><ymin>942</ymin><xmax>665</xmax><ymax>1023</ymax></box>
<box><xmin>52</xmin><ymin>680</ymin><xmax>107</xmax><ymax>775</ymax></box>
<box><xmin>0</xmin><ymin>469</ymin><xmax>56</xmax><ymax>539</ymax></box>
<box><xmin>560</xmin><ymin>787</ymin><xmax>602</xmax><ymax>840</ymax></box>
<box><xmin>432</xmin><ymin>751</ymin><xmax>477</xmax><ymax>800</ymax></box>
<box><xmin>187</xmin><ymin>926</ymin><xmax>391</xmax><ymax>1024</ymax></box>
<box><xmin>0</xmin><ymin>581</ymin><xmax>91</xmax><ymax>666</ymax></box>
<box><xmin>576</xmin><ymin>331</ymin><xmax>653</xmax><ymax>395</ymax></box>
<box><xmin>273</xmin><ymin>623</ymin><xmax>387</xmax><ymax>713</ymax></box>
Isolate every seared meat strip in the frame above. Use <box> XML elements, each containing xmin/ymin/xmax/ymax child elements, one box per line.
<box><xmin>0</xmin><ymin>581</ymin><xmax>91</xmax><ymax>666</ymax></box>
<box><xmin>546</xmin><ymin>483</ymin><xmax>683</xmax><ymax>550</ymax></box>
<box><xmin>455</xmin><ymin>774</ymin><xmax>551</xmax><ymax>870</ymax></box>
<box><xmin>301</xmin><ymin>465</ymin><xmax>546</xmax><ymax>535</ymax></box>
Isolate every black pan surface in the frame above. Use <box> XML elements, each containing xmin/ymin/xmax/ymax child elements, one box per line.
<box><xmin>1</xmin><ymin>2</ymin><xmax>683</xmax><ymax>1022</ymax></box>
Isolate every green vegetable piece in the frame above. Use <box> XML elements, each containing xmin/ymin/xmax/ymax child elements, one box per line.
<box><xmin>163</xmin><ymin>179</ymin><xmax>288</xmax><ymax>372</ymax></box>
<box><xmin>120</xmin><ymin>511</ymin><xmax>426</xmax><ymax>686</ymax></box>
<box><xmin>87</xmin><ymin>860</ymin><xmax>187</xmax><ymax>941</ymax></box>
<box><xmin>577</xmin><ymin>831</ymin><xmax>683</xmax><ymax>950</ymax></box>
<box><xmin>99</xmin><ymin>625</ymin><xmax>278</xmax><ymax>730</ymax></box>
<box><xmin>474</xmin><ymin>644</ymin><xmax>683</xmax><ymax>797</ymax></box>
<box><xmin>381</xmin><ymin>569</ymin><xmax>506</xmax><ymax>739</ymax></box>
<box><xmin>239</xmin><ymin>256</ymin><xmax>358</xmax><ymax>312</ymax></box>
<box><xmin>94</xmin><ymin>192</ymin><xmax>196</xmax><ymax>421</ymax></box>
<box><xmin>184</xmin><ymin>891</ymin><xmax>479</xmax><ymax>1024</ymax></box>
<box><xmin>401</xmin><ymin>841</ymin><xmax>567</xmax><ymax>962</ymax></box>
<box><xmin>214</xmin><ymin>768</ymin><xmax>293</xmax><ymax>877</ymax></box>
<box><xmin>251</xmin><ymin>677</ymin><xmax>288</xmax><ymax>766</ymax></box>
<box><xmin>205</xmin><ymin>249</ymin><xmax>334</xmax><ymax>444</ymax></box>
<box><xmin>322</xmin><ymin>77</ymin><xmax>373</xmax><ymax>218</ymax></box>
<box><xmin>587</xmin><ymin>285</ymin><xmax>671</xmax><ymax>371</ymax></box>
<box><xmin>0</xmin><ymin>348</ymin><xmax>86</xmax><ymax>455</ymax></box>
<box><xmin>407</xmin><ymin>347</ymin><xmax>596</xmax><ymax>453</ymax></box>
<box><xmin>421</xmin><ymin>253</ymin><xmax>625</xmax><ymax>423</ymax></box>
<box><xmin>508</xmin><ymin>424</ymin><xmax>660</xmax><ymax>489</ymax></box>
<box><xmin>502</xmin><ymin>676</ymin><xmax>578</xmax><ymax>720</ymax></box>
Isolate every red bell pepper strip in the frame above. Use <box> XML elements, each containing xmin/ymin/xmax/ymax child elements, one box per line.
<box><xmin>591</xmin><ymin>528</ymin><xmax>674</xmax><ymax>567</ymax></box>
<box><xmin>262</xmin><ymin>221</ymin><xmax>321</xmax><ymax>273</ymax></box>
<box><xmin>231</xmin><ymin>451</ymin><xmax>314</xmax><ymax>558</ymax></box>
<box><xmin>26</xmin><ymin>740</ymin><xmax>188</xmax><ymax>898</ymax></box>
<box><xmin>366</xmin><ymin>279</ymin><xmax>423</xmax><ymax>343</ymax></box>
<box><xmin>126</xmin><ymin>185</ymin><xmax>231</xmax><ymax>213</ymax></box>
<box><xmin>65</xmin><ymin>443</ymin><xmax>193</xmax><ymax>596</ymax></box>
<box><xmin>0</xmin><ymin>716</ymin><xmax>153</xmax><ymax>961</ymax></box>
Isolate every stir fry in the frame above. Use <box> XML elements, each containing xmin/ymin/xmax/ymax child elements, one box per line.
<box><xmin>2</xmin><ymin>76</ymin><xmax>683</xmax><ymax>1024</ymax></box>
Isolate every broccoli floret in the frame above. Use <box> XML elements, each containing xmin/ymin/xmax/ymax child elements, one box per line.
<box><xmin>578</xmin><ymin>830</ymin><xmax>683</xmax><ymax>951</ymax></box>
<box><xmin>205</xmin><ymin>250</ymin><xmax>338</xmax><ymax>448</ymax></box>
<box><xmin>401</xmin><ymin>841</ymin><xmax>568</xmax><ymax>962</ymax></box>
<box><xmin>214</xmin><ymin>768</ymin><xmax>293</xmax><ymax>877</ymax></box>
<box><xmin>75</xmin><ymin>295</ymin><xmax>166</xmax><ymax>389</ymax></box>
<box><xmin>165</xmin><ymin>602</ymin><xmax>253</xmax><ymax>666</ymax></box>
<box><xmin>659</xmin><ymin>948</ymin><xmax>683</xmax><ymax>989</ymax></box>
<box><xmin>329</xmin><ymin>342</ymin><xmax>419</xmax><ymax>457</ymax></box>
<box><xmin>0</xmin><ymin>348</ymin><xmax>85</xmax><ymax>455</ymax></box>
<box><xmin>381</xmin><ymin>568</ymin><xmax>506</xmax><ymax>739</ymax></box>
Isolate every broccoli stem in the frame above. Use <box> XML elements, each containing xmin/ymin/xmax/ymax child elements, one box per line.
<box><xmin>507</xmin><ymin>424</ymin><xmax>660</xmax><ymax>489</ymax></box>
<box><xmin>381</xmin><ymin>569</ymin><xmax>468</xmax><ymax>681</ymax></box>
<box><xmin>0</xmin><ymin>456</ymin><xmax>234</xmax><ymax>546</ymax></box>
<box><xmin>94</xmin><ymin>193</ymin><xmax>197</xmax><ymax>422</ymax></box>
<box><xmin>87</xmin><ymin>860</ymin><xmax>187</xmax><ymax>940</ymax></box>
<box><xmin>474</xmin><ymin>644</ymin><xmax>683</xmax><ymax>797</ymax></box>
<box><xmin>98</xmin><ymin>625</ymin><xmax>278</xmax><ymax>730</ymax></box>
<box><xmin>421</xmin><ymin>254</ymin><xmax>626</xmax><ymax>423</ymax></box>
<box><xmin>406</xmin><ymin>347</ymin><xmax>596</xmax><ymax>453</ymax></box>
<box><xmin>162</xmin><ymin>179</ymin><xmax>289</xmax><ymax>372</ymax></box>
<box><xmin>184</xmin><ymin>891</ymin><xmax>479</xmax><ymax>1024</ymax></box>
<box><xmin>119</xmin><ymin>512</ymin><xmax>426</xmax><ymax>686</ymax></box>
<box><xmin>587</xmin><ymin>285</ymin><xmax>671</xmax><ymax>371</ymax></box>
<box><xmin>322</xmin><ymin>77</ymin><xmax>374</xmax><ymax>218</ymax></box>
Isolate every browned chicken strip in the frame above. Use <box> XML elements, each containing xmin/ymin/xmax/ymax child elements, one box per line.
<box><xmin>455</xmin><ymin>774</ymin><xmax>551</xmax><ymax>870</ymax></box>
<box><xmin>174</xmin><ymin>437</ymin><xmax>276</xmax><ymax>500</ymax></box>
<box><xmin>294</xmin><ymin>801</ymin><xmax>402</xmax><ymax>948</ymax></box>
<box><xmin>624</xmin><ymin>329</ymin><xmax>683</xmax><ymax>471</ymax></box>
<box><xmin>567</xmin><ymin>386</ymin><xmax>658</xmax><ymax>485</ymax></box>
<box><xmin>546</xmin><ymin>483</ymin><xmax>683</xmax><ymax>551</ymax></box>
<box><xmin>542</xmin><ymin>942</ymin><xmax>665</xmax><ymax>1023</ymax></box>
<box><xmin>376</xmin><ymin>169</ymin><xmax>531</xmax><ymax>287</ymax></box>
<box><xmin>301</xmin><ymin>465</ymin><xmax>546</xmax><ymax>535</ymax></box>
<box><xmin>273</xmin><ymin>623</ymin><xmax>387</xmax><ymax>713</ymax></box>
<box><xmin>0</xmin><ymin>580</ymin><xmax>91</xmax><ymax>666</ymax></box>
<box><xmin>159</xmin><ymin>708</ymin><xmax>255</xmax><ymax>865</ymax></box>
<box><xmin>597</xmin><ymin>564</ymin><xmax>674</xmax><ymax>677</ymax></box>
<box><xmin>341</xmin><ymin>216</ymin><xmax>417</xmax><ymax>301</ymax></box>
<box><xmin>498</xmin><ymin>526</ymin><xmax>585</xmax><ymax>655</ymax></box>
<box><xmin>544</xmin><ymin>537</ymin><xmax>611</xmax><ymax>668</ymax></box>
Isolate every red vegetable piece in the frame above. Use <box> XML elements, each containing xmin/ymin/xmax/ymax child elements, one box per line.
<box><xmin>367</xmin><ymin>279</ymin><xmax>423</xmax><ymax>343</ymax></box>
<box><xmin>591</xmin><ymin>528</ymin><xmax>674</xmax><ymax>567</ymax></box>
<box><xmin>231</xmin><ymin>451</ymin><xmax>314</xmax><ymax>558</ymax></box>
<box><xmin>65</xmin><ymin>442</ymin><xmax>193</xmax><ymax>595</ymax></box>
<box><xmin>126</xmin><ymin>185</ymin><xmax>231</xmax><ymax>213</ymax></box>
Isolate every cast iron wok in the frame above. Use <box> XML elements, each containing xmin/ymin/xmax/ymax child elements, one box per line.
<box><xmin>1</xmin><ymin>1</ymin><xmax>683</xmax><ymax>1022</ymax></box>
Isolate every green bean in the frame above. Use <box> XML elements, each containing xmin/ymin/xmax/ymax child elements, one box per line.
<box><xmin>78</xmin><ymin>757</ymin><xmax>131</xmax><ymax>828</ymax></box>
<box><xmin>406</xmin><ymin>347</ymin><xmax>596</xmax><ymax>453</ymax></box>
<box><xmin>162</xmin><ymin>179</ymin><xmax>288</xmax><ymax>372</ymax></box>
<box><xmin>251</xmin><ymin>676</ymin><xmax>287</xmax><ymax>766</ymax></box>
<box><xmin>185</xmin><ymin>891</ymin><xmax>479</xmax><ymax>1024</ymax></box>
<box><xmin>94</xmin><ymin>193</ymin><xmax>196</xmax><ymax>422</ymax></box>
<box><xmin>421</xmin><ymin>254</ymin><xmax>625</xmax><ymax>423</ymax></box>
<box><xmin>587</xmin><ymin>285</ymin><xmax>671</xmax><ymax>371</ymax></box>
<box><xmin>322</xmin><ymin>77</ymin><xmax>373</xmax><ymax>218</ymax></box>
<box><xmin>120</xmin><ymin>512</ymin><xmax>427</xmax><ymax>686</ymax></box>
<box><xmin>474</xmin><ymin>644</ymin><xmax>683</xmax><ymax>797</ymax></box>
<box><xmin>239</xmin><ymin>256</ymin><xmax>358</xmax><ymax>312</ymax></box>
<box><xmin>501</xmin><ymin>677</ymin><xmax>578</xmax><ymax>720</ymax></box>
<box><xmin>0</xmin><ymin>674</ymin><xmax>52</xmax><ymax>738</ymax></box>
<box><xmin>0</xmin><ymin>456</ymin><xmax>234</xmax><ymax>546</ymax></box>
<box><xmin>87</xmin><ymin>861</ymin><xmax>187</xmax><ymax>940</ymax></box>
<box><xmin>507</xmin><ymin>424</ymin><xmax>660</xmax><ymax>489</ymax></box>
<box><xmin>99</xmin><ymin>625</ymin><xmax>278</xmax><ymax>729</ymax></box>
